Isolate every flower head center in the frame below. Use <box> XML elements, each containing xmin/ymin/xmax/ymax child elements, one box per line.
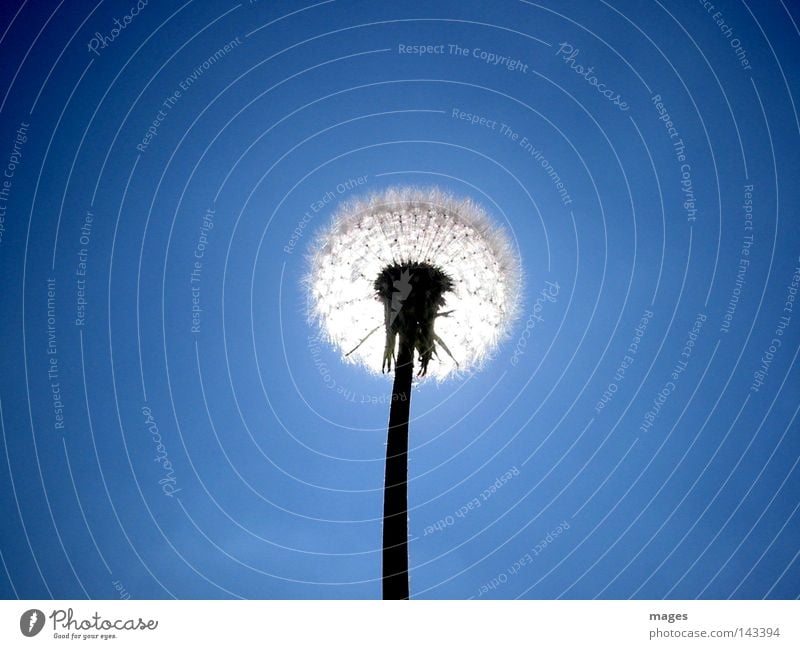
<box><xmin>374</xmin><ymin>262</ymin><xmax>454</xmax><ymax>376</ymax></box>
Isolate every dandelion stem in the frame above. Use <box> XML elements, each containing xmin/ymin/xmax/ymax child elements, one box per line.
<box><xmin>382</xmin><ymin>332</ymin><xmax>412</xmax><ymax>600</ymax></box>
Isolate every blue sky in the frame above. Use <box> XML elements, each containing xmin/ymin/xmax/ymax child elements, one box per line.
<box><xmin>0</xmin><ymin>0</ymin><xmax>799</xmax><ymax>599</ymax></box>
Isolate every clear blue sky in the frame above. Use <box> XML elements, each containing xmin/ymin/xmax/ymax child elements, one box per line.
<box><xmin>0</xmin><ymin>0</ymin><xmax>798</xmax><ymax>599</ymax></box>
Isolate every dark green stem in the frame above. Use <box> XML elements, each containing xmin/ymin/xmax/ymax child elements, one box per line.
<box><xmin>382</xmin><ymin>333</ymin><xmax>412</xmax><ymax>600</ymax></box>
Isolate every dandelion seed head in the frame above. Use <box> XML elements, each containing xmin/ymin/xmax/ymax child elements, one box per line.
<box><xmin>305</xmin><ymin>186</ymin><xmax>522</xmax><ymax>380</ymax></box>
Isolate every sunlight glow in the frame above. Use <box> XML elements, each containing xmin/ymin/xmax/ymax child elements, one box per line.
<box><xmin>306</xmin><ymin>187</ymin><xmax>522</xmax><ymax>380</ymax></box>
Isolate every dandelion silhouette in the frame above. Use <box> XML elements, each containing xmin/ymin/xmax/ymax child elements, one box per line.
<box><xmin>306</xmin><ymin>186</ymin><xmax>521</xmax><ymax>598</ymax></box>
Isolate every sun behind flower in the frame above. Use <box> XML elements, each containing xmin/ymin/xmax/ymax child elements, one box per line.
<box><xmin>306</xmin><ymin>186</ymin><xmax>522</xmax><ymax>380</ymax></box>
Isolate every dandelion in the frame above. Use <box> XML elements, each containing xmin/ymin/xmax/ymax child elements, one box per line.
<box><xmin>306</xmin><ymin>186</ymin><xmax>521</xmax><ymax>598</ymax></box>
